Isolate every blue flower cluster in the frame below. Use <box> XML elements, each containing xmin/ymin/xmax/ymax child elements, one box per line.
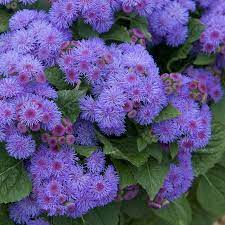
<box><xmin>10</xmin><ymin>146</ymin><xmax>119</xmax><ymax>223</ymax></box>
<box><xmin>48</xmin><ymin>0</ymin><xmax>194</xmax><ymax>46</ymax></box>
<box><xmin>0</xmin><ymin>1</ymin><xmax>224</xmax><ymax>222</ymax></box>
<box><xmin>0</xmin><ymin>11</ymin><xmax>67</xmax><ymax>159</ymax></box>
<box><xmin>58</xmin><ymin>38</ymin><xmax>166</xmax><ymax>136</ymax></box>
<box><xmin>199</xmin><ymin>0</ymin><xmax>225</xmax><ymax>53</ymax></box>
<box><xmin>149</xmin><ymin>67</ymin><xmax>224</xmax><ymax>204</ymax></box>
<box><xmin>0</xmin><ymin>10</ymin><xmax>119</xmax><ymax>224</ymax></box>
<box><xmin>149</xmin><ymin>150</ymin><xmax>193</xmax><ymax>208</ymax></box>
<box><xmin>0</xmin><ymin>0</ymin><xmax>37</xmax><ymax>5</ymax></box>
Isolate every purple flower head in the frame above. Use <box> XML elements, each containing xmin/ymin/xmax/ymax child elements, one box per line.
<box><xmin>41</xmin><ymin>100</ymin><xmax>62</xmax><ymax>131</ymax></box>
<box><xmin>185</xmin><ymin>67</ymin><xmax>224</xmax><ymax>103</ymax></box>
<box><xmin>0</xmin><ymin>101</ymin><xmax>16</xmax><ymax>126</ymax></box>
<box><xmin>9</xmin><ymin>196</ymin><xmax>41</xmax><ymax>224</ymax></box>
<box><xmin>80</xmin><ymin>96</ymin><xmax>96</xmax><ymax>122</ymax></box>
<box><xmin>11</xmin><ymin>29</ymin><xmax>36</xmax><ymax>54</ymax></box>
<box><xmin>6</xmin><ymin>133</ymin><xmax>36</xmax><ymax>159</ymax></box>
<box><xmin>86</xmin><ymin>150</ymin><xmax>106</xmax><ymax>173</ymax></box>
<box><xmin>73</xmin><ymin>118</ymin><xmax>97</xmax><ymax>146</ymax></box>
<box><xmin>27</xmin><ymin>219</ymin><xmax>50</xmax><ymax>225</ymax></box>
<box><xmin>9</xmin><ymin>9</ymin><xmax>47</xmax><ymax>31</ymax></box>
<box><xmin>81</xmin><ymin>0</ymin><xmax>114</xmax><ymax>33</ymax></box>
<box><xmin>49</xmin><ymin>0</ymin><xmax>79</xmax><ymax>30</ymax></box>
<box><xmin>151</xmin><ymin>149</ymin><xmax>193</xmax><ymax>205</ymax></box>
<box><xmin>0</xmin><ymin>77</ymin><xmax>24</xmax><ymax>98</ymax></box>
<box><xmin>152</xmin><ymin>119</ymin><xmax>182</xmax><ymax>144</ymax></box>
<box><xmin>19</xmin><ymin>101</ymin><xmax>43</xmax><ymax>127</ymax></box>
<box><xmin>0</xmin><ymin>51</ymin><xmax>20</xmax><ymax>76</ymax></box>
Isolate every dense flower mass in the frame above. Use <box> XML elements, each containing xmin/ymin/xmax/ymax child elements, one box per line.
<box><xmin>0</xmin><ymin>0</ymin><xmax>37</xmax><ymax>5</ymax></box>
<box><xmin>47</xmin><ymin>0</ymin><xmax>194</xmax><ymax>46</ymax></box>
<box><xmin>148</xmin><ymin>0</ymin><xmax>195</xmax><ymax>46</ymax></box>
<box><xmin>199</xmin><ymin>0</ymin><xmax>225</xmax><ymax>53</ymax></box>
<box><xmin>0</xmin><ymin>1</ymin><xmax>224</xmax><ymax>224</ymax></box>
<box><xmin>149</xmin><ymin>68</ymin><xmax>223</xmax><ymax>204</ymax></box>
<box><xmin>58</xmin><ymin>38</ymin><xmax>167</xmax><ymax>136</ymax></box>
<box><xmin>10</xmin><ymin>146</ymin><xmax>119</xmax><ymax>223</ymax></box>
<box><xmin>149</xmin><ymin>150</ymin><xmax>193</xmax><ymax>207</ymax></box>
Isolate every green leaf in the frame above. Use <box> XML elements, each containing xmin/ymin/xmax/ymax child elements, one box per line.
<box><xmin>197</xmin><ymin>174</ymin><xmax>225</xmax><ymax>217</ymax></box>
<box><xmin>130</xmin><ymin>16</ymin><xmax>151</xmax><ymax>40</ymax></box>
<box><xmin>187</xmin><ymin>19</ymin><xmax>205</xmax><ymax>43</ymax></box>
<box><xmin>193</xmin><ymin>54</ymin><xmax>216</xmax><ymax>66</ymax></box>
<box><xmin>73</xmin><ymin>20</ymin><xmax>99</xmax><ymax>39</ymax></box>
<box><xmin>170</xmin><ymin>143</ymin><xmax>179</xmax><ymax>159</ymax></box>
<box><xmin>56</xmin><ymin>88</ymin><xmax>87</xmax><ymax>123</ymax></box>
<box><xmin>212</xmin><ymin>96</ymin><xmax>225</xmax><ymax>126</ymax></box>
<box><xmin>75</xmin><ymin>145</ymin><xmax>97</xmax><ymax>157</ymax></box>
<box><xmin>112</xmin><ymin>159</ymin><xmax>136</xmax><ymax>189</ymax></box>
<box><xmin>148</xmin><ymin>143</ymin><xmax>163</xmax><ymax>163</ymax></box>
<box><xmin>45</xmin><ymin>67</ymin><xmax>72</xmax><ymax>90</ymax></box>
<box><xmin>132</xmin><ymin>159</ymin><xmax>169</xmax><ymax>199</ymax></box>
<box><xmin>0</xmin><ymin>151</ymin><xmax>32</xmax><ymax>203</ymax></box>
<box><xmin>0</xmin><ymin>9</ymin><xmax>11</xmax><ymax>33</ymax></box>
<box><xmin>101</xmin><ymin>25</ymin><xmax>131</xmax><ymax>42</ymax></box>
<box><xmin>0</xmin><ymin>205</ymin><xmax>15</xmax><ymax>225</ymax></box>
<box><xmin>96</xmin><ymin>131</ymin><xmax>152</xmax><ymax>167</ymax></box>
<box><xmin>153</xmin><ymin>198</ymin><xmax>192</xmax><ymax>225</ymax></box>
<box><xmin>121</xmin><ymin>191</ymin><xmax>152</xmax><ymax>219</ymax></box>
<box><xmin>137</xmin><ymin>137</ymin><xmax>148</xmax><ymax>152</ymax></box>
<box><xmin>52</xmin><ymin>216</ymin><xmax>82</xmax><ymax>225</ymax></box>
<box><xmin>84</xmin><ymin>203</ymin><xmax>120</xmax><ymax>225</ymax></box>
<box><xmin>190</xmin><ymin>200</ymin><xmax>215</xmax><ymax>225</ymax></box>
<box><xmin>154</xmin><ymin>104</ymin><xmax>181</xmax><ymax>123</ymax></box>
<box><xmin>136</xmin><ymin>127</ymin><xmax>157</xmax><ymax>152</ymax></box>
<box><xmin>192</xmin><ymin>121</ymin><xmax>225</xmax><ymax>176</ymax></box>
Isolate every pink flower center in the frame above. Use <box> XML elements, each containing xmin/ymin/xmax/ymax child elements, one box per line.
<box><xmin>24</xmin><ymin>109</ymin><xmax>36</xmax><ymax>119</ymax></box>
<box><xmin>96</xmin><ymin>182</ymin><xmax>105</xmax><ymax>191</ymax></box>
<box><xmin>52</xmin><ymin>161</ymin><xmax>63</xmax><ymax>171</ymax></box>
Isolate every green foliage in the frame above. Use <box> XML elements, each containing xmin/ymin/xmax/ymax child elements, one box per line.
<box><xmin>112</xmin><ymin>160</ymin><xmax>136</xmax><ymax>189</ymax></box>
<box><xmin>101</xmin><ymin>25</ymin><xmax>131</xmax><ymax>42</ymax></box>
<box><xmin>0</xmin><ymin>205</ymin><xmax>15</xmax><ymax>225</ymax></box>
<box><xmin>167</xmin><ymin>19</ymin><xmax>204</xmax><ymax>72</ymax></box>
<box><xmin>56</xmin><ymin>88</ymin><xmax>87</xmax><ymax>123</ymax></box>
<box><xmin>193</xmin><ymin>54</ymin><xmax>216</xmax><ymax>66</ymax></box>
<box><xmin>190</xmin><ymin>200</ymin><xmax>215</xmax><ymax>225</ymax></box>
<box><xmin>0</xmin><ymin>9</ymin><xmax>11</xmax><ymax>33</ymax></box>
<box><xmin>152</xmin><ymin>198</ymin><xmax>192</xmax><ymax>225</ymax></box>
<box><xmin>83</xmin><ymin>203</ymin><xmax>120</xmax><ymax>225</ymax></box>
<box><xmin>197</xmin><ymin>174</ymin><xmax>225</xmax><ymax>217</ymax></box>
<box><xmin>75</xmin><ymin>145</ymin><xmax>98</xmax><ymax>157</ymax></box>
<box><xmin>0</xmin><ymin>151</ymin><xmax>32</xmax><ymax>204</ymax></box>
<box><xmin>192</xmin><ymin>121</ymin><xmax>225</xmax><ymax>176</ymax></box>
<box><xmin>73</xmin><ymin>20</ymin><xmax>99</xmax><ymax>39</ymax></box>
<box><xmin>196</xmin><ymin>164</ymin><xmax>225</xmax><ymax>218</ymax></box>
<box><xmin>169</xmin><ymin>143</ymin><xmax>179</xmax><ymax>159</ymax></box>
<box><xmin>96</xmin><ymin>129</ymin><xmax>152</xmax><ymax>167</ymax></box>
<box><xmin>52</xmin><ymin>216</ymin><xmax>82</xmax><ymax>225</ymax></box>
<box><xmin>132</xmin><ymin>158</ymin><xmax>169</xmax><ymax>199</ymax></box>
<box><xmin>45</xmin><ymin>67</ymin><xmax>73</xmax><ymax>90</ymax></box>
<box><xmin>212</xmin><ymin>96</ymin><xmax>225</xmax><ymax>126</ymax></box>
<box><xmin>154</xmin><ymin>104</ymin><xmax>181</xmax><ymax>123</ymax></box>
<box><xmin>136</xmin><ymin>127</ymin><xmax>157</xmax><ymax>152</ymax></box>
<box><xmin>148</xmin><ymin>143</ymin><xmax>163</xmax><ymax>163</ymax></box>
<box><xmin>121</xmin><ymin>191</ymin><xmax>151</xmax><ymax>220</ymax></box>
<box><xmin>130</xmin><ymin>16</ymin><xmax>151</xmax><ymax>40</ymax></box>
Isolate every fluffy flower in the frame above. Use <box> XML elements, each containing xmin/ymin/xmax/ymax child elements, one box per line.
<box><xmin>6</xmin><ymin>133</ymin><xmax>36</xmax><ymax>159</ymax></box>
<box><xmin>86</xmin><ymin>150</ymin><xmax>105</xmax><ymax>173</ymax></box>
<box><xmin>27</xmin><ymin>219</ymin><xmax>50</xmax><ymax>225</ymax></box>
<box><xmin>9</xmin><ymin>196</ymin><xmax>41</xmax><ymax>224</ymax></box>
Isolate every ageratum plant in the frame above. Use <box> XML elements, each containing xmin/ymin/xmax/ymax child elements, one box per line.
<box><xmin>0</xmin><ymin>1</ymin><xmax>225</xmax><ymax>225</ymax></box>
